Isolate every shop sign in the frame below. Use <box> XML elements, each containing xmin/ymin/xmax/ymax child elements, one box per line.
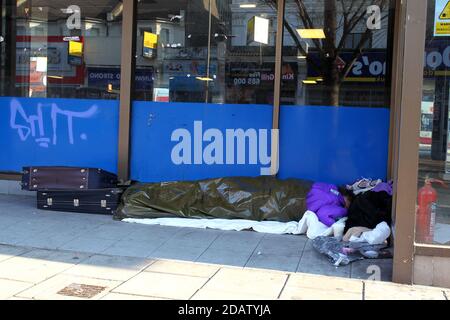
<box><xmin>423</xmin><ymin>39</ymin><xmax>450</xmax><ymax>77</ymax></box>
<box><xmin>227</xmin><ymin>62</ymin><xmax>297</xmax><ymax>88</ymax></box>
<box><xmin>87</xmin><ymin>67</ymin><xmax>153</xmax><ymax>91</ymax></box>
<box><xmin>15</xmin><ymin>36</ymin><xmax>84</xmax><ymax>85</ymax></box>
<box><xmin>434</xmin><ymin>0</ymin><xmax>450</xmax><ymax>36</ymax></box>
<box><xmin>247</xmin><ymin>16</ymin><xmax>270</xmax><ymax>45</ymax></box>
<box><xmin>143</xmin><ymin>31</ymin><xmax>158</xmax><ymax>59</ymax></box>
<box><xmin>307</xmin><ymin>51</ymin><xmax>386</xmax><ymax>82</ymax></box>
<box><xmin>163</xmin><ymin>61</ymin><xmax>217</xmax><ymax>77</ymax></box>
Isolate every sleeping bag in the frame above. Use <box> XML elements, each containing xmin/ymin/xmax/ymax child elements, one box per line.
<box><xmin>306</xmin><ymin>183</ymin><xmax>348</xmax><ymax>227</ymax></box>
<box><xmin>115</xmin><ymin>176</ymin><xmax>313</xmax><ymax>222</ymax></box>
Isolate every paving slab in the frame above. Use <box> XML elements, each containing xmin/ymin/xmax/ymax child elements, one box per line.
<box><xmin>0</xmin><ymin>245</ymin><xmax>30</xmax><ymax>263</ymax></box>
<box><xmin>191</xmin><ymin>289</ymin><xmax>274</xmax><ymax>300</ymax></box>
<box><xmin>150</xmin><ymin>243</ymin><xmax>208</xmax><ymax>261</ymax></box>
<box><xmin>286</xmin><ymin>273</ymin><xmax>363</xmax><ymax>293</ymax></box>
<box><xmin>63</xmin><ymin>254</ymin><xmax>154</xmax><ymax>281</ymax></box>
<box><xmin>279</xmin><ymin>286</ymin><xmax>362</xmax><ymax>300</ymax></box>
<box><xmin>0</xmin><ymin>279</ymin><xmax>34</xmax><ymax>299</ymax></box>
<box><xmin>163</xmin><ymin>228</ymin><xmax>222</xmax><ymax>249</ymax></box>
<box><xmin>145</xmin><ymin>260</ymin><xmax>219</xmax><ymax>278</ymax></box>
<box><xmin>201</xmin><ymin>268</ymin><xmax>288</xmax><ymax>299</ymax></box>
<box><xmin>0</xmin><ymin>216</ymin><xmax>23</xmax><ymax>229</ymax></box>
<box><xmin>197</xmin><ymin>247</ymin><xmax>253</xmax><ymax>267</ymax></box>
<box><xmin>113</xmin><ymin>271</ymin><xmax>209</xmax><ymax>299</ymax></box>
<box><xmin>79</xmin><ymin>223</ymin><xmax>136</xmax><ymax>241</ymax></box>
<box><xmin>245</xmin><ymin>253</ymin><xmax>301</xmax><ymax>272</ymax></box>
<box><xmin>364</xmin><ymin>281</ymin><xmax>447</xmax><ymax>300</ymax></box>
<box><xmin>255</xmin><ymin>234</ymin><xmax>307</xmax><ymax>256</ymax></box>
<box><xmin>350</xmin><ymin>259</ymin><xmax>393</xmax><ymax>282</ymax></box>
<box><xmin>16</xmin><ymin>274</ymin><xmax>121</xmax><ymax>300</ymax></box>
<box><xmin>101</xmin><ymin>239</ymin><xmax>164</xmax><ymax>258</ymax></box>
<box><xmin>0</xmin><ymin>249</ymin><xmax>90</xmax><ymax>283</ymax></box>
<box><xmin>101</xmin><ymin>292</ymin><xmax>170</xmax><ymax>300</ymax></box>
<box><xmin>11</xmin><ymin>233</ymin><xmax>80</xmax><ymax>250</ymax></box>
<box><xmin>59</xmin><ymin>236</ymin><xmax>118</xmax><ymax>254</ymax></box>
<box><xmin>123</xmin><ymin>225</ymin><xmax>181</xmax><ymax>242</ymax></box>
<box><xmin>208</xmin><ymin>230</ymin><xmax>264</xmax><ymax>251</ymax></box>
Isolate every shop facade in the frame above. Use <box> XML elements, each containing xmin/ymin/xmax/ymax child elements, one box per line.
<box><xmin>0</xmin><ymin>0</ymin><xmax>449</xmax><ymax>288</ymax></box>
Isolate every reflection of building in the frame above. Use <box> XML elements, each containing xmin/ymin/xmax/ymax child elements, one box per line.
<box><xmin>6</xmin><ymin>0</ymin><xmax>393</xmax><ymax>106</ymax></box>
<box><xmin>12</xmin><ymin>2</ymin><xmax>123</xmax><ymax>99</ymax></box>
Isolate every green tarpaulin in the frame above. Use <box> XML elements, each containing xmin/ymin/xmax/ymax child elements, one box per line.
<box><xmin>114</xmin><ymin>176</ymin><xmax>313</xmax><ymax>222</ymax></box>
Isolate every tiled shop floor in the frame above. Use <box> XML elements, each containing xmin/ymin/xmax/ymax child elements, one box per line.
<box><xmin>0</xmin><ymin>194</ymin><xmax>392</xmax><ymax>281</ymax></box>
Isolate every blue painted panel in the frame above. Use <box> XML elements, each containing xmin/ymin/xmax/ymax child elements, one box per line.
<box><xmin>130</xmin><ymin>102</ymin><xmax>390</xmax><ymax>185</ymax></box>
<box><xmin>130</xmin><ymin>102</ymin><xmax>273</xmax><ymax>182</ymax></box>
<box><xmin>278</xmin><ymin>106</ymin><xmax>390</xmax><ymax>185</ymax></box>
<box><xmin>0</xmin><ymin>97</ymin><xmax>119</xmax><ymax>173</ymax></box>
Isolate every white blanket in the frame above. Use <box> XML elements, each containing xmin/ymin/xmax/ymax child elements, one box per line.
<box><xmin>123</xmin><ymin>210</ymin><xmax>347</xmax><ymax>239</ymax></box>
<box><xmin>348</xmin><ymin>221</ymin><xmax>391</xmax><ymax>245</ymax></box>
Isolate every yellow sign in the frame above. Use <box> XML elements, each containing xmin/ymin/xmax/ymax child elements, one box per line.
<box><xmin>68</xmin><ymin>41</ymin><xmax>83</xmax><ymax>57</ymax></box>
<box><xmin>143</xmin><ymin>32</ymin><xmax>158</xmax><ymax>49</ymax></box>
<box><xmin>435</xmin><ymin>0</ymin><xmax>450</xmax><ymax>35</ymax></box>
<box><xmin>440</xmin><ymin>0</ymin><xmax>450</xmax><ymax>19</ymax></box>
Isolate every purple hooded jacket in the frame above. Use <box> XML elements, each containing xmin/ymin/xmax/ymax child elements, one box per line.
<box><xmin>306</xmin><ymin>183</ymin><xmax>348</xmax><ymax>227</ymax></box>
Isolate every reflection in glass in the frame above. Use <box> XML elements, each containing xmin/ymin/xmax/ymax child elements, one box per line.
<box><xmin>416</xmin><ymin>1</ymin><xmax>450</xmax><ymax>246</ymax></box>
<box><xmin>134</xmin><ymin>0</ymin><xmax>278</xmax><ymax>104</ymax></box>
<box><xmin>281</xmin><ymin>0</ymin><xmax>394</xmax><ymax>107</ymax></box>
<box><xmin>0</xmin><ymin>0</ymin><xmax>123</xmax><ymax>100</ymax></box>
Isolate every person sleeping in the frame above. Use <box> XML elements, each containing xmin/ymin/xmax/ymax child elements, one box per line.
<box><xmin>306</xmin><ymin>183</ymin><xmax>351</xmax><ymax>227</ymax></box>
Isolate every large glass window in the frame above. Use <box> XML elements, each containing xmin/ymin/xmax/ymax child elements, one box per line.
<box><xmin>133</xmin><ymin>0</ymin><xmax>278</xmax><ymax>104</ymax></box>
<box><xmin>416</xmin><ymin>0</ymin><xmax>450</xmax><ymax>246</ymax></box>
<box><xmin>0</xmin><ymin>0</ymin><xmax>123</xmax><ymax>100</ymax></box>
<box><xmin>281</xmin><ymin>0</ymin><xmax>394</xmax><ymax>107</ymax></box>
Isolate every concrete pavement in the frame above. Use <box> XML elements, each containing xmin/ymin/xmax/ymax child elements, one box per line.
<box><xmin>0</xmin><ymin>244</ymin><xmax>447</xmax><ymax>300</ymax></box>
<box><xmin>0</xmin><ymin>194</ymin><xmax>393</xmax><ymax>280</ymax></box>
<box><xmin>1</xmin><ymin>193</ymin><xmax>446</xmax><ymax>300</ymax></box>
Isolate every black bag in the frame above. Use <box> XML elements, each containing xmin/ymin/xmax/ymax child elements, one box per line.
<box><xmin>22</xmin><ymin>166</ymin><xmax>118</xmax><ymax>191</ymax></box>
<box><xmin>344</xmin><ymin>191</ymin><xmax>393</xmax><ymax>234</ymax></box>
<box><xmin>37</xmin><ymin>189</ymin><xmax>124</xmax><ymax>215</ymax></box>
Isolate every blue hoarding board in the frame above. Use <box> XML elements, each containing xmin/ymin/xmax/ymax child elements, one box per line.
<box><xmin>130</xmin><ymin>102</ymin><xmax>390</xmax><ymax>185</ymax></box>
<box><xmin>0</xmin><ymin>97</ymin><xmax>119</xmax><ymax>173</ymax></box>
<box><xmin>278</xmin><ymin>106</ymin><xmax>390</xmax><ymax>185</ymax></box>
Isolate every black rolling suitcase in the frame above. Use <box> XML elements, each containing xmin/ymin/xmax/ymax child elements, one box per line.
<box><xmin>22</xmin><ymin>166</ymin><xmax>118</xmax><ymax>191</ymax></box>
<box><xmin>37</xmin><ymin>189</ymin><xmax>123</xmax><ymax>215</ymax></box>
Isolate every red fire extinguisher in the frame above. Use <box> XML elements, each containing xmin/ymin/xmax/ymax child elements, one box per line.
<box><xmin>417</xmin><ymin>178</ymin><xmax>446</xmax><ymax>243</ymax></box>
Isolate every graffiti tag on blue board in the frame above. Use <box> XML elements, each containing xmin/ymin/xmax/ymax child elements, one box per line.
<box><xmin>0</xmin><ymin>97</ymin><xmax>119</xmax><ymax>173</ymax></box>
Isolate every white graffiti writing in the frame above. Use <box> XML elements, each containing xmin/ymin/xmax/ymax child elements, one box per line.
<box><xmin>10</xmin><ymin>98</ymin><xmax>97</xmax><ymax>148</ymax></box>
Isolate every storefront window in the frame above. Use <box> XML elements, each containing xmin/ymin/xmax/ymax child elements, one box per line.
<box><xmin>0</xmin><ymin>0</ymin><xmax>122</xmax><ymax>174</ymax></box>
<box><xmin>0</xmin><ymin>0</ymin><xmax>123</xmax><ymax>100</ymax></box>
<box><xmin>282</xmin><ymin>0</ymin><xmax>394</xmax><ymax>107</ymax></box>
<box><xmin>416</xmin><ymin>0</ymin><xmax>450</xmax><ymax>246</ymax></box>
<box><xmin>133</xmin><ymin>0</ymin><xmax>277</xmax><ymax>104</ymax></box>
